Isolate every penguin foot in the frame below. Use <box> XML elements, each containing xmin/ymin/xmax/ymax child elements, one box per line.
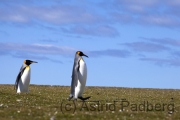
<box><xmin>78</xmin><ymin>96</ymin><xmax>91</xmax><ymax>101</ymax></box>
<box><xmin>68</xmin><ymin>96</ymin><xmax>73</xmax><ymax>101</ymax></box>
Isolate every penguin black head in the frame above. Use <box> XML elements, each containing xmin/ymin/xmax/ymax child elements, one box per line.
<box><xmin>76</xmin><ymin>51</ymin><xmax>88</xmax><ymax>57</ymax></box>
<box><xmin>24</xmin><ymin>60</ymin><xmax>38</xmax><ymax>66</ymax></box>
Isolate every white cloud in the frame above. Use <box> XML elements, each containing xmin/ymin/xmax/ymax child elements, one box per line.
<box><xmin>116</xmin><ymin>0</ymin><xmax>158</xmax><ymax>6</ymax></box>
<box><xmin>122</xmin><ymin>42</ymin><xmax>169</xmax><ymax>52</ymax></box>
<box><xmin>0</xmin><ymin>42</ymin><xmax>131</xmax><ymax>58</ymax></box>
<box><xmin>139</xmin><ymin>15</ymin><xmax>180</xmax><ymax>27</ymax></box>
<box><xmin>0</xmin><ymin>42</ymin><xmax>77</xmax><ymax>55</ymax></box>
<box><xmin>89</xmin><ymin>49</ymin><xmax>131</xmax><ymax>58</ymax></box>
<box><xmin>12</xmin><ymin>52</ymin><xmax>63</xmax><ymax>63</ymax></box>
<box><xmin>165</xmin><ymin>0</ymin><xmax>180</xmax><ymax>6</ymax></box>
<box><xmin>1</xmin><ymin>0</ymin><xmax>180</xmax><ymax>34</ymax></box>
<box><xmin>140</xmin><ymin>57</ymin><xmax>180</xmax><ymax>66</ymax></box>
<box><xmin>61</xmin><ymin>25</ymin><xmax>119</xmax><ymax>37</ymax></box>
<box><xmin>106</xmin><ymin>0</ymin><xmax>180</xmax><ymax>28</ymax></box>
<box><xmin>110</xmin><ymin>12</ymin><xmax>133</xmax><ymax>24</ymax></box>
<box><xmin>113</xmin><ymin>0</ymin><xmax>159</xmax><ymax>13</ymax></box>
<box><xmin>147</xmin><ymin>38</ymin><xmax>180</xmax><ymax>47</ymax></box>
<box><xmin>0</xmin><ymin>4</ymin><xmax>103</xmax><ymax>24</ymax></box>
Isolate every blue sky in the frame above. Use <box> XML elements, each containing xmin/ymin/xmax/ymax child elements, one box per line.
<box><xmin>1</xmin><ymin>0</ymin><xmax>180</xmax><ymax>89</ymax></box>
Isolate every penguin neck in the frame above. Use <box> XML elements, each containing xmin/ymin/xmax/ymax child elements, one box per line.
<box><xmin>23</xmin><ymin>63</ymin><xmax>30</xmax><ymax>68</ymax></box>
<box><xmin>80</xmin><ymin>57</ymin><xmax>83</xmax><ymax>61</ymax></box>
<box><xmin>26</xmin><ymin>65</ymin><xmax>30</xmax><ymax>69</ymax></box>
<box><xmin>74</xmin><ymin>54</ymin><xmax>82</xmax><ymax>63</ymax></box>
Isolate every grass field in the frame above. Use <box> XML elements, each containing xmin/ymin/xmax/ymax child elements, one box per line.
<box><xmin>0</xmin><ymin>84</ymin><xmax>180</xmax><ymax>120</ymax></box>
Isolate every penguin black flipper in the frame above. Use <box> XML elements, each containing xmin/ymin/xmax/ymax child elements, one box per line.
<box><xmin>78</xmin><ymin>96</ymin><xmax>91</xmax><ymax>101</ymax></box>
<box><xmin>69</xmin><ymin>59</ymin><xmax>80</xmax><ymax>100</ymax></box>
<box><xmin>14</xmin><ymin>66</ymin><xmax>26</xmax><ymax>91</ymax></box>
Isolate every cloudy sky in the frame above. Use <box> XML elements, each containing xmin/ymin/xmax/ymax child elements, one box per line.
<box><xmin>1</xmin><ymin>0</ymin><xmax>180</xmax><ymax>89</ymax></box>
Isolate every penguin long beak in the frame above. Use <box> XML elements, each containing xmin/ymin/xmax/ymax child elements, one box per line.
<box><xmin>83</xmin><ymin>54</ymin><xmax>88</xmax><ymax>58</ymax></box>
<box><xmin>31</xmin><ymin>61</ymin><xmax>38</xmax><ymax>63</ymax></box>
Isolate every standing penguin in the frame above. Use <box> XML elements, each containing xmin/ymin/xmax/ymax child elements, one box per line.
<box><xmin>69</xmin><ymin>51</ymin><xmax>91</xmax><ymax>101</ymax></box>
<box><xmin>14</xmin><ymin>60</ymin><xmax>38</xmax><ymax>93</ymax></box>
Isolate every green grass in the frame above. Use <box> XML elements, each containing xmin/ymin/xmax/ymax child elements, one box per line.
<box><xmin>0</xmin><ymin>84</ymin><xmax>180</xmax><ymax>120</ymax></box>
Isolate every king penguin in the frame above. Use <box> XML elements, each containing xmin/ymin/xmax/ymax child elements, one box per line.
<box><xmin>14</xmin><ymin>60</ymin><xmax>38</xmax><ymax>93</ymax></box>
<box><xmin>69</xmin><ymin>51</ymin><xmax>91</xmax><ymax>101</ymax></box>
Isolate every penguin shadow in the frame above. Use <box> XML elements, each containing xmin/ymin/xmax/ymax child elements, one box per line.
<box><xmin>68</xmin><ymin>96</ymin><xmax>91</xmax><ymax>102</ymax></box>
<box><xmin>78</xmin><ymin>96</ymin><xmax>91</xmax><ymax>101</ymax></box>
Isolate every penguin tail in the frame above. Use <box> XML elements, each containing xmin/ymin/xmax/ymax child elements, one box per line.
<box><xmin>14</xmin><ymin>82</ymin><xmax>17</xmax><ymax>91</ymax></box>
<box><xmin>78</xmin><ymin>96</ymin><xmax>91</xmax><ymax>101</ymax></box>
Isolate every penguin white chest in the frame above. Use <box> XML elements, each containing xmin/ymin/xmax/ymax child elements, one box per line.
<box><xmin>75</xmin><ymin>59</ymin><xmax>87</xmax><ymax>97</ymax></box>
<box><xmin>78</xmin><ymin>59</ymin><xmax>87</xmax><ymax>84</ymax></box>
<box><xmin>17</xmin><ymin>66</ymin><xmax>31</xmax><ymax>93</ymax></box>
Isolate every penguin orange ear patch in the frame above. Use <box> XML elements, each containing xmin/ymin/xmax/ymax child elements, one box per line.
<box><xmin>77</xmin><ymin>51</ymin><xmax>80</xmax><ymax>55</ymax></box>
<box><xmin>24</xmin><ymin>60</ymin><xmax>26</xmax><ymax>64</ymax></box>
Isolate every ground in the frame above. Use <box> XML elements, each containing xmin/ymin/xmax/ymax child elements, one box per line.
<box><xmin>0</xmin><ymin>85</ymin><xmax>180</xmax><ymax>120</ymax></box>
